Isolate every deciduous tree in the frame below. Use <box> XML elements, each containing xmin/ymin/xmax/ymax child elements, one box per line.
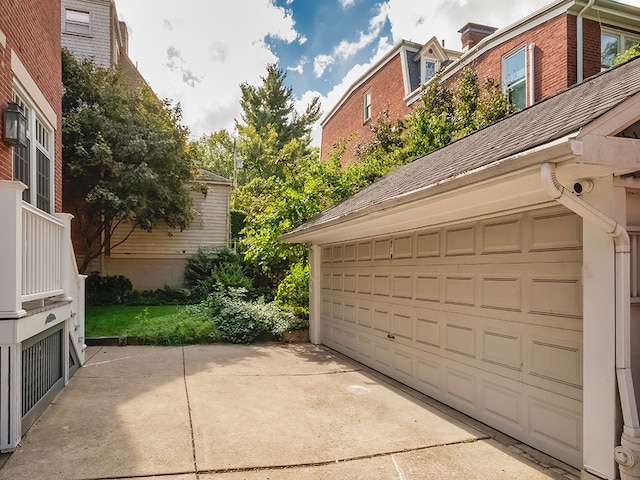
<box><xmin>62</xmin><ymin>49</ymin><xmax>194</xmax><ymax>273</ymax></box>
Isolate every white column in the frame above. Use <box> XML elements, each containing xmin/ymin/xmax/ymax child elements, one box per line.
<box><xmin>582</xmin><ymin>177</ymin><xmax>620</xmax><ymax>480</ymax></box>
<box><xmin>308</xmin><ymin>244</ymin><xmax>322</xmax><ymax>345</ymax></box>
<box><xmin>0</xmin><ymin>181</ymin><xmax>26</xmax><ymax>319</ymax></box>
<box><xmin>53</xmin><ymin>213</ymin><xmax>74</xmax><ymax>302</ymax></box>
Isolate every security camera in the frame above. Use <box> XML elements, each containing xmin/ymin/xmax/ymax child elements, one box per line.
<box><xmin>572</xmin><ymin>179</ymin><xmax>594</xmax><ymax>196</ymax></box>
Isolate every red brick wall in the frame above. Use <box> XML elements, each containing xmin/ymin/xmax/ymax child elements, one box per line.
<box><xmin>461</xmin><ymin>15</ymin><xmax>573</xmax><ymax>105</ymax></box>
<box><xmin>321</xmin><ymin>12</ymin><xmax>638</xmax><ymax>165</ymax></box>
<box><xmin>321</xmin><ymin>53</ymin><xmax>410</xmax><ymax>164</ymax></box>
<box><xmin>0</xmin><ymin>0</ymin><xmax>62</xmax><ymax>212</ymax></box>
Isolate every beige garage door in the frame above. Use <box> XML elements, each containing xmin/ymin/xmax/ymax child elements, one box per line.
<box><xmin>319</xmin><ymin>205</ymin><xmax>583</xmax><ymax>467</ymax></box>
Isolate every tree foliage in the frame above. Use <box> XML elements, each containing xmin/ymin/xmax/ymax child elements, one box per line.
<box><xmin>62</xmin><ymin>49</ymin><xmax>194</xmax><ymax>273</ymax></box>
<box><xmin>613</xmin><ymin>44</ymin><xmax>640</xmax><ymax>66</ymax></box>
<box><xmin>238</xmin><ymin>68</ymin><xmax>511</xmax><ymax>294</ymax></box>
<box><xmin>236</xmin><ymin>64</ymin><xmax>321</xmax><ymax>179</ymax></box>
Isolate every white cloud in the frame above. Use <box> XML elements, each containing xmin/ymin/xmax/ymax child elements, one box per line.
<box><xmin>114</xmin><ymin>0</ymin><xmax>640</xmax><ymax>146</ymax></box>
<box><xmin>314</xmin><ymin>54</ymin><xmax>334</xmax><ymax>77</ymax></box>
<box><xmin>116</xmin><ymin>0</ymin><xmax>299</xmax><ymax>138</ymax></box>
<box><xmin>287</xmin><ymin>58</ymin><xmax>306</xmax><ymax>75</ymax></box>
<box><xmin>340</xmin><ymin>0</ymin><xmax>357</xmax><ymax>8</ymax></box>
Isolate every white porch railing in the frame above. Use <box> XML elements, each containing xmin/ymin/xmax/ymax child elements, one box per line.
<box><xmin>630</xmin><ymin>226</ymin><xmax>640</xmax><ymax>303</ymax></box>
<box><xmin>22</xmin><ymin>203</ymin><xmax>65</xmax><ymax>303</ymax></box>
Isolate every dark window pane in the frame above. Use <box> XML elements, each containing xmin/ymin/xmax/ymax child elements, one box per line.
<box><xmin>36</xmin><ymin>149</ymin><xmax>50</xmax><ymax>212</ymax></box>
<box><xmin>13</xmin><ymin>139</ymin><xmax>30</xmax><ymax>202</ymax></box>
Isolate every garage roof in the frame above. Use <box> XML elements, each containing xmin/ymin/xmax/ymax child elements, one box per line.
<box><xmin>286</xmin><ymin>57</ymin><xmax>640</xmax><ymax>239</ymax></box>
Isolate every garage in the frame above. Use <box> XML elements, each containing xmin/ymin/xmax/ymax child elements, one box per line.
<box><xmin>283</xmin><ymin>61</ymin><xmax>640</xmax><ymax>479</ymax></box>
<box><xmin>317</xmin><ymin>206</ymin><xmax>583</xmax><ymax>467</ymax></box>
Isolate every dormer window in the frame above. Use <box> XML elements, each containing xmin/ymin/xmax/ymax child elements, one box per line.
<box><xmin>413</xmin><ymin>37</ymin><xmax>461</xmax><ymax>89</ymax></box>
<box><xmin>422</xmin><ymin>59</ymin><xmax>438</xmax><ymax>83</ymax></box>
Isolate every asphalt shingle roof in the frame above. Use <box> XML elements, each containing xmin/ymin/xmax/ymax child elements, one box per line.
<box><xmin>291</xmin><ymin>57</ymin><xmax>640</xmax><ymax>236</ymax></box>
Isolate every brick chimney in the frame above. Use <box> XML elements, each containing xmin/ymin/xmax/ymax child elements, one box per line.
<box><xmin>458</xmin><ymin>23</ymin><xmax>497</xmax><ymax>51</ymax></box>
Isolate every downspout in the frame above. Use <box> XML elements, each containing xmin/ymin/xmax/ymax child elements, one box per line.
<box><xmin>541</xmin><ymin>163</ymin><xmax>640</xmax><ymax>479</ymax></box>
<box><xmin>528</xmin><ymin>43</ymin><xmax>536</xmax><ymax>106</ymax></box>
<box><xmin>577</xmin><ymin>0</ymin><xmax>596</xmax><ymax>83</ymax></box>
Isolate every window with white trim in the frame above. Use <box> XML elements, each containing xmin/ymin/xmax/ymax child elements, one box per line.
<box><xmin>363</xmin><ymin>90</ymin><xmax>372</xmax><ymax>123</ymax></box>
<box><xmin>421</xmin><ymin>58</ymin><xmax>439</xmax><ymax>84</ymax></box>
<box><xmin>601</xmin><ymin>29</ymin><xmax>640</xmax><ymax>68</ymax></box>
<box><xmin>12</xmin><ymin>91</ymin><xmax>54</xmax><ymax>213</ymax></box>
<box><xmin>64</xmin><ymin>9</ymin><xmax>90</xmax><ymax>35</ymax></box>
<box><xmin>502</xmin><ymin>47</ymin><xmax>526</xmax><ymax>111</ymax></box>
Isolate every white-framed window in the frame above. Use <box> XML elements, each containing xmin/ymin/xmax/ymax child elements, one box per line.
<box><xmin>601</xmin><ymin>28</ymin><xmax>640</xmax><ymax>68</ymax></box>
<box><xmin>12</xmin><ymin>89</ymin><xmax>54</xmax><ymax>213</ymax></box>
<box><xmin>502</xmin><ymin>47</ymin><xmax>526</xmax><ymax>111</ymax></box>
<box><xmin>363</xmin><ymin>90</ymin><xmax>372</xmax><ymax>123</ymax></box>
<box><xmin>64</xmin><ymin>8</ymin><xmax>90</xmax><ymax>35</ymax></box>
<box><xmin>421</xmin><ymin>58</ymin><xmax>439</xmax><ymax>84</ymax></box>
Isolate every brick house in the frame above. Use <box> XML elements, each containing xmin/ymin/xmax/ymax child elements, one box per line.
<box><xmin>0</xmin><ymin>0</ymin><xmax>85</xmax><ymax>451</ymax></box>
<box><xmin>321</xmin><ymin>0</ymin><xmax>640</xmax><ymax>163</ymax></box>
<box><xmin>61</xmin><ymin>0</ymin><xmax>232</xmax><ymax>290</ymax></box>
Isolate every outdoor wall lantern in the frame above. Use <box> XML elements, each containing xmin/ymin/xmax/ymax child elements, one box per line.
<box><xmin>4</xmin><ymin>102</ymin><xmax>27</xmax><ymax>148</ymax></box>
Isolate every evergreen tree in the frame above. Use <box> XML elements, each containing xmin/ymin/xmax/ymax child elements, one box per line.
<box><xmin>236</xmin><ymin>64</ymin><xmax>321</xmax><ymax>179</ymax></box>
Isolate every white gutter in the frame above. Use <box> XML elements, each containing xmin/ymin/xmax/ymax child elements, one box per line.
<box><xmin>528</xmin><ymin>43</ymin><xmax>536</xmax><ymax>106</ymax></box>
<box><xmin>541</xmin><ymin>163</ymin><xmax>640</xmax><ymax>479</ymax></box>
<box><xmin>577</xmin><ymin>0</ymin><xmax>596</xmax><ymax>83</ymax></box>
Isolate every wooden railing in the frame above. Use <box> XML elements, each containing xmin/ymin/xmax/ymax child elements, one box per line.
<box><xmin>630</xmin><ymin>227</ymin><xmax>640</xmax><ymax>303</ymax></box>
<box><xmin>21</xmin><ymin>203</ymin><xmax>65</xmax><ymax>303</ymax></box>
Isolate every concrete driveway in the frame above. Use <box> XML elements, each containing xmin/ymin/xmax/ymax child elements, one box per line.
<box><xmin>0</xmin><ymin>344</ymin><xmax>579</xmax><ymax>480</ymax></box>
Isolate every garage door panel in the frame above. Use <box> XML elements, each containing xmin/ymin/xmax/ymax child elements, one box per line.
<box><xmin>528</xmin><ymin>396</ymin><xmax>582</xmax><ymax>465</ymax></box>
<box><xmin>318</xmin><ymin>205</ymin><xmax>583</xmax><ymax>468</ymax></box>
<box><xmin>445</xmin><ymin>367</ymin><xmax>477</xmax><ymax>408</ymax></box>
<box><xmin>444</xmin><ymin>275</ymin><xmax>476</xmax><ymax>306</ymax></box>
<box><xmin>392</xmin><ymin>312</ymin><xmax>413</xmax><ymax>340</ymax></box>
<box><xmin>528</xmin><ymin>275</ymin><xmax>582</xmax><ymax>318</ymax></box>
<box><xmin>393</xmin><ymin>348</ymin><xmax>414</xmax><ymax>382</ymax></box>
<box><xmin>480</xmin><ymin>330</ymin><xmax>522</xmax><ymax>371</ymax></box>
<box><xmin>416</xmin><ymin>274</ymin><xmax>441</xmax><ymax>302</ymax></box>
<box><xmin>481</xmin><ymin>218</ymin><xmax>523</xmax><ymax>254</ymax></box>
<box><xmin>444</xmin><ymin>323</ymin><xmax>476</xmax><ymax>358</ymax></box>
<box><xmin>480</xmin><ymin>380</ymin><xmax>524</xmax><ymax>429</ymax></box>
<box><xmin>416</xmin><ymin>357</ymin><xmax>442</xmax><ymax>394</ymax></box>
<box><xmin>416</xmin><ymin>316</ymin><xmax>441</xmax><ymax>348</ymax></box>
<box><xmin>479</xmin><ymin>275</ymin><xmax>523</xmax><ymax>312</ymax></box>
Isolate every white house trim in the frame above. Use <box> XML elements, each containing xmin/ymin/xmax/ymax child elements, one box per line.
<box><xmin>11</xmin><ymin>50</ymin><xmax>57</xmax><ymax>128</ymax></box>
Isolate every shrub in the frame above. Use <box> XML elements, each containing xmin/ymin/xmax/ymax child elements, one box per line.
<box><xmin>184</xmin><ymin>247</ymin><xmax>252</xmax><ymax>301</ymax></box>
<box><xmin>86</xmin><ymin>273</ymin><xmax>133</xmax><ymax>306</ymax></box>
<box><xmin>213</xmin><ymin>289</ymin><xmax>266</xmax><ymax>344</ymax></box>
<box><xmin>212</xmin><ymin>288</ymin><xmax>308</xmax><ymax>344</ymax></box>
<box><xmin>275</xmin><ymin>262</ymin><xmax>309</xmax><ymax>319</ymax></box>
<box><xmin>126</xmin><ymin>286</ymin><xmax>194</xmax><ymax>305</ymax></box>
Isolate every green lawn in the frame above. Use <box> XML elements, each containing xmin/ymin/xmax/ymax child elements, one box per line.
<box><xmin>86</xmin><ymin>305</ymin><xmax>183</xmax><ymax>337</ymax></box>
<box><xmin>85</xmin><ymin>304</ymin><xmax>220</xmax><ymax>344</ymax></box>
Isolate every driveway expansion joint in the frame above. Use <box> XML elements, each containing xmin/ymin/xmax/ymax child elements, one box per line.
<box><xmin>182</xmin><ymin>346</ymin><xmax>199</xmax><ymax>480</ymax></box>
<box><xmin>194</xmin><ymin>436</ymin><xmax>493</xmax><ymax>475</ymax></box>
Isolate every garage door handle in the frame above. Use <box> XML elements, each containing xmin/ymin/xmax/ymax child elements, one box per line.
<box><xmin>387</xmin><ymin>334</ymin><xmax>395</xmax><ymax>340</ymax></box>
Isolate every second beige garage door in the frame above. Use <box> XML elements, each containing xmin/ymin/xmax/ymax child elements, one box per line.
<box><xmin>319</xmin><ymin>205</ymin><xmax>583</xmax><ymax>468</ymax></box>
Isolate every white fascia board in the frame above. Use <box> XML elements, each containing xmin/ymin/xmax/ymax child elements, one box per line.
<box><xmin>0</xmin><ymin>27</ymin><xmax>5</xmax><ymax>48</ymax></box>
<box><xmin>320</xmin><ymin>40</ymin><xmax>421</xmax><ymax>128</ymax></box>
<box><xmin>282</xmin><ymin>134</ymin><xmax>578</xmax><ymax>244</ymax></box>
<box><xmin>586</xmin><ymin>2</ymin><xmax>640</xmax><ymax>25</ymax></box>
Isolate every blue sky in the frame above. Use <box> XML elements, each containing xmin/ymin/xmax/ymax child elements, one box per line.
<box><xmin>114</xmin><ymin>0</ymin><xmax>640</xmax><ymax>143</ymax></box>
